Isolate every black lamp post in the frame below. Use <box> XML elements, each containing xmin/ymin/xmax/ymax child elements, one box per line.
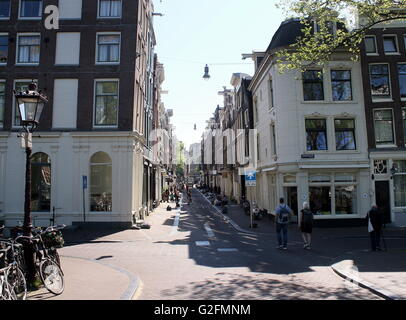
<box><xmin>14</xmin><ymin>82</ymin><xmax>47</xmax><ymax>284</ymax></box>
<box><xmin>14</xmin><ymin>82</ymin><xmax>48</xmax><ymax>236</ymax></box>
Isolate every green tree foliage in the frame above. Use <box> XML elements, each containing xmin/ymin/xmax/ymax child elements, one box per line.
<box><xmin>276</xmin><ymin>0</ymin><xmax>406</xmax><ymax>73</ymax></box>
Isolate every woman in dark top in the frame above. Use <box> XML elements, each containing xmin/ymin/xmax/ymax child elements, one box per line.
<box><xmin>300</xmin><ymin>202</ymin><xmax>314</xmax><ymax>250</ymax></box>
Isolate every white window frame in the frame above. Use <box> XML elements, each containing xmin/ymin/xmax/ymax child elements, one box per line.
<box><xmin>95</xmin><ymin>32</ymin><xmax>121</xmax><ymax>65</ymax></box>
<box><xmin>268</xmin><ymin>77</ymin><xmax>274</xmax><ymax>109</ymax></box>
<box><xmin>97</xmin><ymin>0</ymin><xmax>122</xmax><ymax>19</ymax></box>
<box><xmin>333</xmin><ymin>118</ymin><xmax>357</xmax><ymax>151</ymax></box>
<box><xmin>0</xmin><ymin>32</ymin><xmax>8</xmax><ymax>65</ymax></box>
<box><xmin>0</xmin><ymin>79</ymin><xmax>5</xmax><ymax>128</ymax></box>
<box><xmin>309</xmin><ymin>172</ymin><xmax>359</xmax><ymax>218</ymax></box>
<box><xmin>364</xmin><ymin>35</ymin><xmax>378</xmax><ymax>56</ymax></box>
<box><xmin>0</xmin><ymin>0</ymin><xmax>10</xmax><ymax>20</ymax></box>
<box><xmin>16</xmin><ymin>33</ymin><xmax>40</xmax><ymax>66</ymax></box>
<box><xmin>399</xmin><ymin>62</ymin><xmax>406</xmax><ymax>102</ymax></box>
<box><xmin>369</xmin><ymin>63</ymin><xmax>392</xmax><ymax>102</ymax></box>
<box><xmin>383</xmin><ymin>34</ymin><xmax>400</xmax><ymax>55</ymax></box>
<box><xmin>373</xmin><ymin>108</ymin><xmax>396</xmax><ymax>148</ymax></box>
<box><xmin>18</xmin><ymin>0</ymin><xmax>42</xmax><ymax>20</ymax></box>
<box><xmin>302</xmin><ymin>69</ymin><xmax>325</xmax><ymax>102</ymax></box>
<box><xmin>13</xmin><ymin>79</ymin><xmax>37</xmax><ymax>128</ymax></box>
<box><xmin>93</xmin><ymin>79</ymin><xmax>119</xmax><ymax>128</ymax></box>
<box><xmin>330</xmin><ymin>69</ymin><xmax>353</xmax><ymax>102</ymax></box>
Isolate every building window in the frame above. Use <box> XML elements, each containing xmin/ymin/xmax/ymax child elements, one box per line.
<box><xmin>268</xmin><ymin>78</ymin><xmax>274</xmax><ymax>109</ymax></box>
<box><xmin>369</xmin><ymin>64</ymin><xmax>391</xmax><ymax>97</ymax></box>
<box><xmin>335</xmin><ymin>119</ymin><xmax>356</xmax><ymax>150</ymax></box>
<box><xmin>0</xmin><ymin>81</ymin><xmax>4</xmax><ymax>127</ymax></box>
<box><xmin>270</xmin><ymin>123</ymin><xmax>277</xmax><ymax>156</ymax></box>
<box><xmin>94</xmin><ymin>80</ymin><xmax>119</xmax><ymax>126</ymax></box>
<box><xmin>403</xmin><ymin>109</ymin><xmax>406</xmax><ymax>143</ymax></box>
<box><xmin>335</xmin><ymin>185</ymin><xmax>357</xmax><ymax>215</ymax></box>
<box><xmin>98</xmin><ymin>0</ymin><xmax>121</xmax><ymax>18</ymax></box>
<box><xmin>96</xmin><ymin>33</ymin><xmax>120</xmax><ymax>63</ymax></box>
<box><xmin>331</xmin><ymin>70</ymin><xmax>352</xmax><ymax>101</ymax></box>
<box><xmin>309</xmin><ymin>173</ymin><xmax>357</xmax><ymax>216</ymax></box>
<box><xmin>0</xmin><ymin>0</ymin><xmax>10</xmax><ymax>18</ymax></box>
<box><xmin>383</xmin><ymin>35</ymin><xmax>398</xmax><ymax>54</ymax></box>
<box><xmin>17</xmin><ymin>34</ymin><xmax>40</xmax><ymax>64</ymax></box>
<box><xmin>364</xmin><ymin>36</ymin><xmax>377</xmax><ymax>54</ymax></box>
<box><xmin>31</xmin><ymin>152</ymin><xmax>51</xmax><ymax>212</ymax></box>
<box><xmin>399</xmin><ymin>64</ymin><xmax>406</xmax><ymax>99</ymax></box>
<box><xmin>374</xmin><ymin>160</ymin><xmax>388</xmax><ymax>175</ymax></box>
<box><xmin>374</xmin><ymin>109</ymin><xmax>394</xmax><ymax>146</ymax></box>
<box><xmin>306</xmin><ymin>119</ymin><xmax>327</xmax><ymax>151</ymax></box>
<box><xmin>309</xmin><ymin>187</ymin><xmax>331</xmax><ymax>215</ymax></box>
<box><xmin>90</xmin><ymin>152</ymin><xmax>112</xmax><ymax>212</ymax></box>
<box><xmin>20</xmin><ymin>0</ymin><xmax>42</xmax><ymax>18</ymax></box>
<box><xmin>393</xmin><ymin>160</ymin><xmax>406</xmax><ymax>207</ymax></box>
<box><xmin>303</xmin><ymin>70</ymin><xmax>324</xmax><ymax>101</ymax></box>
<box><xmin>14</xmin><ymin>80</ymin><xmax>36</xmax><ymax>126</ymax></box>
<box><xmin>0</xmin><ymin>34</ymin><xmax>7</xmax><ymax>63</ymax></box>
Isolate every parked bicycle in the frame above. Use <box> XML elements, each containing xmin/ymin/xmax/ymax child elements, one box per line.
<box><xmin>16</xmin><ymin>224</ymin><xmax>66</xmax><ymax>295</ymax></box>
<box><xmin>0</xmin><ymin>240</ymin><xmax>27</xmax><ymax>300</ymax></box>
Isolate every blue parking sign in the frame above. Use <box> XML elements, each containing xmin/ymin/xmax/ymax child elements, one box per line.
<box><xmin>245</xmin><ymin>170</ymin><xmax>256</xmax><ymax>187</ymax></box>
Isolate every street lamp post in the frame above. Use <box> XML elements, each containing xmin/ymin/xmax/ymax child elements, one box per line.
<box><xmin>14</xmin><ymin>81</ymin><xmax>48</xmax><ymax>282</ymax></box>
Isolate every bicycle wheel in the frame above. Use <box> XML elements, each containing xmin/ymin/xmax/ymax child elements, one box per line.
<box><xmin>7</xmin><ymin>267</ymin><xmax>27</xmax><ymax>300</ymax></box>
<box><xmin>39</xmin><ymin>259</ymin><xmax>64</xmax><ymax>295</ymax></box>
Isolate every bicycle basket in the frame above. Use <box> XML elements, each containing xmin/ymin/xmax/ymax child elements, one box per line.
<box><xmin>42</xmin><ymin>230</ymin><xmax>65</xmax><ymax>248</ymax></box>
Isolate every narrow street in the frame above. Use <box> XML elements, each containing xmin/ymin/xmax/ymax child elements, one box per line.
<box><xmin>50</xmin><ymin>189</ymin><xmax>380</xmax><ymax>300</ymax></box>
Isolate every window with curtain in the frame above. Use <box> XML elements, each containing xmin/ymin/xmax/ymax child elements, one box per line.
<box><xmin>306</xmin><ymin>119</ymin><xmax>327</xmax><ymax>151</ymax></box>
<box><xmin>335</xmin><ymin>119</ymin><xmax>356</xmax><ymax>150</ymax></box>
<box><xmin>0</xmin><ymin>0</ymin><xmax>10</xmax><ymax>18</ymax></box>
<box><xmin>399</xmin><ymin>64</ymin><xmax>406</xmax><ymax>98</ymax></box>
<box><xmin>94</xmin><ymin>81</ymin><xmax>119</xmax><ymax>126</ymax></box>
<box><xmin>364</xmin><ymin>36</ymin><xmax>377</xmax><ymax>54</ymax></box>
<box><xmin>394</xmin><ymin>160</ymin><xmax>406</xmax><ymax>207</ymax></box>
<box><xmin>99</xmin><ymin>0</ymin><xmax>121</xmax><ymax>18</ymax></box>
<box><xmin>90</xmin><ymin>152</ymin><xmax>112</xmax><ymax>212</ymax></box>
<box><xmin>20</xmin><ymin>0</ymin><xmax>42</xmax><ymax>18</ymax></box>
<box><xmin>31</xmin><ymin>152</ymin><xmax>51</xmax><ymax>212</ymax></box>
<box><xmin>97</xmin><ymin>34</ymin><xmax>120</xmax><ymax>63</ymax></box>
<box><xmin>331</xmin><ymin>70</ymin><xmax>352</xmax><ymax>101</ymax></box>
<box><xmin>0</xmin><ymin>35</ymin><xmax>7</xmax><ymax>63</ymax></box>
<box><xmin>369</xmin><ymin>64</ymin><xmax>391</xmax><ymax>97</ymax></box>
<box><xmin>303</xmin><ymin>70</ymin><xmax>324</xmax><ymax>101</ymax></box>
<box><xmin>374</xmin><ymin>109</ymin><xmax>394</xmax><ymax>145</ymax></box>
<box><xmin>0</xmin><ymin>82</ymin><xmax>4</xmax><ymax>127</ymax></box>
<box><xmin>17</xmin><ymin>35</ymin><xmax>40</xmax><ymax>64</ymax></box>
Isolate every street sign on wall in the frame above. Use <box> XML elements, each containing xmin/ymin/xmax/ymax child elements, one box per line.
<box><xmin>245</xmin><ymin>169</ymin><xmax>256</xmax><ymax>187</ymax></box>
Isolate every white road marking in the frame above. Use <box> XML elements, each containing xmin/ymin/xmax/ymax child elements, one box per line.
<box><xmin>217</xmin><ymin>248</ymin><xmax>239</xmax><ymax>252</ymax></box>
<box><xmin>204</xmin><ymin>222</ymin><xmax>215</xmax><ymax>238</ymax></box>
<box><xmin>195</xmin><ymin>241</ymin><xmax>211</xmax><ymax>246</ymax></box>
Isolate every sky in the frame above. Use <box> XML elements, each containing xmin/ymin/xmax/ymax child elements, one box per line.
<box><xmin>153</xmin><ymin>0</ymin><xmax>285</xmax><ymax>149</ymax></box>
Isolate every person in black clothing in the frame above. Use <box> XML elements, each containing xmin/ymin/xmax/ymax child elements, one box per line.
<box><xmin>366</xmin><ymin>204</ymin><xmax>384</xmax><ymax>251</ymax></box>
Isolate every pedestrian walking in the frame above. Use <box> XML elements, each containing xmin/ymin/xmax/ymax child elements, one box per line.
<box><xmin>187</xmin><ymin>190</ymin><xmax>192</xmax><ymax>204</ymax></box>
<box><xmin>299</xmin><ymin>202</ymin><xmax>314</xmax><ymax>250</ymax></box>
<box><xmin>366</xmin><ymin>204</ymin><xmax>384</xmax><ymax>251</ymax></box>
<box><xmin>275</xmin><ymin>198</ymin><xmax>292</xmax><ymax>250</ymax></box>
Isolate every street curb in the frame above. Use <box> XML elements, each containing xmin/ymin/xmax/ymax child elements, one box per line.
<box><xmin>331</xmin><ymin>260</ymin><xmax>402</xmax><ymax>300</ymax></box>
<box><xmin>61</xmin><ymin>255</ymin><xmax>141</xmax><ymax>301</ymax></box>
<box><xmin>196</xmin><ymin>189</ymin><xmax>258</xmax><ymax>235</ymax></box>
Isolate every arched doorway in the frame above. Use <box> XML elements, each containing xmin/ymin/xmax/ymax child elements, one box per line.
<box><xmin>31</xmin><ymin>152</ymin><xmax>51</xmax><ymax>212</ymax></box>
<box><xmin>90</xmin><ymin>152</ymin><xmax>112</xmax><ymax>212</ymax></box>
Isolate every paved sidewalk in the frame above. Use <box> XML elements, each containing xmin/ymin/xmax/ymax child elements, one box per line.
<box><xmin>198</xmin><ymin>189</ymin><xmax>406</xmax><ymax>300</ymax></box>
<box><xmin>26</xmin><ymin>202</ymin><xmax>182</xmax><ymax>300</ymax></box>
<box><xmin>27</xmin><ymin>255</ymin><xmax>138</xmax><ymax>300</ymax></box>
